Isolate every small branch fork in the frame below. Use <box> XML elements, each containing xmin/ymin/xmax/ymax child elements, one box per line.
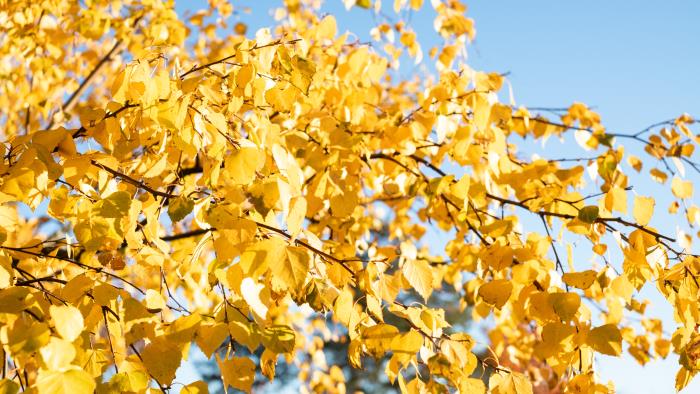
<box><xmin>46</xmin><ymin>15</ymin><xmax>143</xmax><ymax>130</ymax></box>
<box><xmin>179</xmin><ymin>39</ymin><xmax>302</xmax><ymax>79</ymax></box>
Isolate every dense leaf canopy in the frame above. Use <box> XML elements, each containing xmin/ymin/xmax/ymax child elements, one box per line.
<box><xmin>0</xmin><ymin>0</ymin><xmax>698</xmax><ymax>393</ymax></box>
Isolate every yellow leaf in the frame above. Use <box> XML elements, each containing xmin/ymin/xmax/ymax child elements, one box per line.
<box><xmin>489</xmin><ymin>371</ymin><xmax>533</xmax><ymax>394</ymax></box>
<box><xmin>260</xmin><ymin>349</ymin><xmax>277</xmax><ymax>381</ymax></box>
<box><xmin>348</xmin><ymin>339</ymin><xmax>363</xmax><ymax>368</ymax></box>
<box><xmin>362</xmin><ymin>324</ymin><xmax>399</xmax><ymax>358</ymax></box>
<box><xmin>109</xmin><ymin>370</ymin><xmax>150</xmax><ymax>392</ymax></box>
<box><xmin>402</xmin><ymin>259</ymin><xmax>434</xmax><ymax>301</ymax></box>
<box><xmin>390</xmin><ymin>330</ymin><xmax>423</xmax><ymax>354</ymax></box>
<box><xmin>534</xmin><ymin>322</ymin><xmax>576</xmax><ymax>359</ymax></box>
<box><xmin>604</xmin><ymin>186</ymin><xmax>627</xmax><ymax>214</ymax></box>
<box><xmin>0</xmin><ymin>379</ymin><xmax>19</xmax><ymax>394</ymax></box>
<box><xmin>478</xmin><ymin>279</ymin><xmax>513</xmax><ymax>309</ymax></box>
<box><xmin>35</xmin><ymin>368</ymin><xmax>95</xmax><ymax>394</ymax></box>
<box><xmin>286</xmin><ymin>196</ymin><xmax>306</xmax><ymax>238</ymax></box>
<box><xmin>8</xmin><ymin>320</ymin><xmax>49</xmax><ymax>354</ymax></box>
<box><xmin>141</xmin><ymin>337</ymin><xmax>183</xmax><ymax>386</ymax></box>
<box><xmin>168</xmin><ymin>196</ymin><xmax>194</xmax><ymax>223</ymax></box>
<box><xmin>0</xmin><ymin>254</ymin><xmax>13</xmax><ymax>288</ymax></box>
<box><xmin>562</xmin><ymin>270</ymin><xmax>597</xmax><ymax>290</ymax></box>
<box><xmin>333</xmin><ymin>288</ymin><xmax>354</xmax><ymax>326</ymax></box>
<box><xmin>461</xmin><ymin>378</ymin><xmax>486</xmax><ymax>393</ymax></box>
<box><xmin>676</xmin><ymin>367</ymin><xmax>695</xmax><ymax>392</ymax></box>
<box><xmin>672</xmin><ymin>176</ymin><xmax>693</xmax><ymax>199</ymax></box>
<box><xmin>270</xmin><ymin>246</ymin><xmax>309</xmax><ymax>294</ymax></box>
<box><xmin>316</xmin><ymin>15</ymin><xmax>337</xmax><ymax>39</ymax></box>
<box><xmin>261</xmin><ymin>325</ymin><xmax>296</xmax><ymax>354</ymax></box>
<box><xmin>241</xmin><ymin>277</ymin><xmax>268</xmax><ymax>321</ymax></box>
<box><xmin>181</xmin><ymin>380</ymin><xmax>209</xmax><ymax>394</ymax></box>
<box><xmin>217</xmin><ymin>355</ymin><xmax>255</xmax><ymax>393</ymax></box>
<box><xmin>40</xmin><ymin>337</ymin><xmax>76</xmax><ymax>370</ymax></box>
<box><xmin>0</xmin><ymin>287</ymin><xmax>29</xmax><ymax>314</ymax></box>
<box><xmin>239</xmin><ymin>238</ymin><xmax>287</xmax><ymax>278</ymax></box>
<box><xmin>449</xmin><ymin>175</ymin><xmax>470</xmax><ymax>201</ymax></box>
<box><xmin>587</xmin><ymin>324</ymin><xmax>622</xmax><ymax>356</ymax></box>
<box><xmin>144</xmin><ymin>289</ymin><xmax>166</xmax><ymax>313</ymax></box>
<box><xmin>74</xmin><ymin>191</ymin><xmax>131</xmax><ymax>251</ymax></box>
<box><xmin>195</xmin><ymin>323</ymin><xmax>230</xmax><ymax>358</ymax></box>
<box><xmin>549</xmin><ymin>292</ymin><xmax>580</xmax><ymax>321</ymax></box>
<box><xmin>330</xmin><ymin>192</ymin><xmax>358</xmax><ymax>217</ymax></box>
<box><xmin>633</xmin><ymin>195</ymin><xmax>655</xmax><ymax>226</ymax></box>
<box><xmin>224</xmin><ymin>142</ymin><xmax>264</xmax><ymax>185</ymax></box>
<box><xmin>49</xmin><ymin>305</ymin><xmax>84</xmax><ymax>342</ymax></box>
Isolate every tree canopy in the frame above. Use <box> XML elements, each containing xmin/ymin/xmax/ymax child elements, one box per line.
<box><xmin>0</xmin><ymin>0</ymin><xmax>698</xmax><ymax>393</ymax></box>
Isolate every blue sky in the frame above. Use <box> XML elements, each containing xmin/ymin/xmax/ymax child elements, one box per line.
<box><xmin>171</xmin><ymin>1</ymin><xmax>700</xmax><ymax>392</ymax></box>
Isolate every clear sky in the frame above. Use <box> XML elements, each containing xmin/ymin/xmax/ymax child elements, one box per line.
<box><xmin>173</xmin><ymin>1</ymin><xmax>700</xmax><ymax>392</ymax></box>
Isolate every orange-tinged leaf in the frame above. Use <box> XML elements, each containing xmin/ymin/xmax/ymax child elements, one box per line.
<box><xmin>195</xmin><ymin>323</ymin><xmax>229</xmax><ymax>358</ymax></box>
<box><xmin>478</xmin><ymin>280</ymin><xmax>512</xmax><ymax>309</ymax></box>
<box><xmin>181</xmin><ymin>380</ymin><xmax>209</xmax><ymax>394</ymax></box>
<box><xmin>649</xmin><ymin>167</ymin><xmax>668</xmax><ymax>184</ymax></box>
<box><xmin>562</xmin><ymin>270</ymin><xmax>597</xmax><ymax>290</ymax></box>
<box><xmin>549</xmin><ymin>292</ymin><xmax>580</xmax><ymax>321</ymax></box>
<box><xmin>592</xmin><ymin>243</ymin><xmax>607</xmax><ymax>255</ymax></box>
<box><xmin>141</xmin><ymin>337</ymin><xmax>183</xmax><ymax>386</ymax></box>
<box><xmin>217</xmin><ymin>355</ymin><xmax>255</xmax><ymax>393</ymax></box>
<box><xmin>587</xmin><ymin>324</ymin><xmax>622</xmax><ymax>356</ymax></box>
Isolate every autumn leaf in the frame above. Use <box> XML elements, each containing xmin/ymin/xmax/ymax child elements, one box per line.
<box><xmin>217</xmin><ymin>355</ymin><xmax>255</xmax><ymax>393</ymax></box>
<box><xmin>478</xmin><ymin>280</ymin><xmax>513</xmax><ymax>309</ymax></box>
<box><xmin>577</xmin><ymin>206</ymin><xmax>599</xmax><ymax>224</ymax></box>
<box><xmin>562</xmin><ymin>270</ymin><xmax>598</xmax><ymax>290</ymax></box>
<box><xmin>587</xmin><ymin>324</ymin><xmax>623</xmax><ymax>356</ymax></box>
<box><xmin>402</xmin><ymin>259</ymin><xmax>434</xmax><ymax>301</ymax></box>
<box><xmin>49</xmin><ymin>305</ymin><xmax>84</xmax><ymax>342</ymax></box>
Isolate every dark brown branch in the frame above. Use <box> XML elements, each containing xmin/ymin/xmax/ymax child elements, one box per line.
<box><xmin>1</xmin><ymin>245</ymin><xmax>145</xmax><ymax>295</ymax></box>
<box><xmin>102</xmin><ymin>307</ymin><xmax>119</xmax><ymax>374</ymax></box>
<box><xmin>160</xmin><ymin>228</ymin><xmax>211</xmax><ymax>242</ymax></box>
<box><xmin>90</xmin><ymin>160</ymin><xmax>177</xmax><ymax>199</ymax></box>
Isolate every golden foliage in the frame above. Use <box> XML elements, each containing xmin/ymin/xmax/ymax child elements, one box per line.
<box><xmin>0</xmin><ymin>0</ymin><xmax>698</xmax><ymax>393</ymax></box>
